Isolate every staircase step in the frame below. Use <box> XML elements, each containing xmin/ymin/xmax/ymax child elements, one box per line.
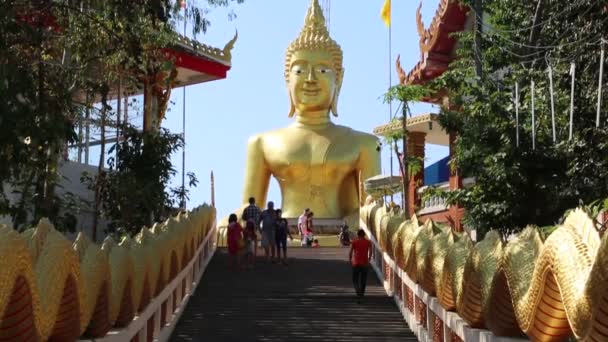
<box><xmin>171</xmin><ymin>248</ymin><xmax>417</xmax><ymax>341</ymax></box>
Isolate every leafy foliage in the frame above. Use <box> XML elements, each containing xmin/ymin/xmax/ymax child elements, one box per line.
<box><xmin>420</xmin><ymin>184</ymin><xmax>447</xmax><ymax>205</ymax></box>
<box><xmin>0</xmin><ymin>0</ymin><xmax>242</xmax><ymax>232</ymax></box>
<box><xmin>384</xmin><ymin>84</ymin><xmax>430</xmax><ymax>107</ymax></box>
<box><xmin>0</xmin><ymin>1</ymin><xmax>79</xmax><ymax>230</ymax></box>
<box><xmin>430</xmin><ymin>0</ymin><xmax>608</xmax><ymax>237</ymax></box>
<box><xmin>382</xmin><ymin>84</ymin><xmax>430</xmax><ymax>216</ymax></box>
<box><xmin>82</xmin><ymin>125</ymin><xmax>193</xmax><ymax>237</ymax></box>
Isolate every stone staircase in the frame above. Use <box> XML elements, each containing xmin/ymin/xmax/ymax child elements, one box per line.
<box><xmin>171</xmin><ymin>248</ymin><xmax>417</xmax><ymax>341</ymax></box>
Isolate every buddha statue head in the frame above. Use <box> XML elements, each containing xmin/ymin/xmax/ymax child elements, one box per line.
<box><xmin>285</xmin><ymin>0</ymin><xmax>344</xmax><ymax>118</ymax></box>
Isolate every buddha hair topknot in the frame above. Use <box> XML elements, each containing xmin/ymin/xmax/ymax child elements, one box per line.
<box><xmin>285</xmin><ymin>0</ymin><xmax>343</xmax><ymax>117</ymax></box>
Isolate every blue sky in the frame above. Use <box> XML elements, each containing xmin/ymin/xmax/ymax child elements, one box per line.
<box><xmin>162</xmin><ymin>0</ymin><xmax>447</xmax><ymax>219</ymax></box>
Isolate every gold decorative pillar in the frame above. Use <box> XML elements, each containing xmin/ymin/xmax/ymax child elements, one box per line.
<box><xmin>211</xmin><ymin>171</ymin><xmax>215</xmax><ymax>208</ymax></box>
<box><xmin>359</xmin><ymin>170</ymin><xmax>365</xmax><ymax>207</ymax></box>
<box><xmin>407</xmin><ymin>131</ymin><xmax>426</xmax><ymax>217</ymax></box>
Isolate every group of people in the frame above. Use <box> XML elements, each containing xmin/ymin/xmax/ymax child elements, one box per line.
<box><xmin>226</xmin><ymin>197</ymin><xmax>373</xmax><ymax>303</ymax></box>
<box><xmin>226</xmin><ymin>197</ymin><xmax>294</xmax><ymax>270</ymax></box>
<box><xmin>297</xmin><ymin>208</ymin><xmax>319</xmax><ymax>247</ymax></box>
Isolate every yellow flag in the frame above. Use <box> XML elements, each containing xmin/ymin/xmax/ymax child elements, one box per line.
<box><xmin>380</xmin><ymin>0</ymin><xmax>391</xmax><ymax>27</ymax></box>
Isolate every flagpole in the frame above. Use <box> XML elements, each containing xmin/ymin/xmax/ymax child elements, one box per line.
<box><xmin>388</xmin><ymin>1</ymin><xmax>394</xmax><ymax>205</ymax></box>
<box><xmin>181</xmin><ymin>4</ymin><xmax>187</xmax><ymax>209</ymax></box>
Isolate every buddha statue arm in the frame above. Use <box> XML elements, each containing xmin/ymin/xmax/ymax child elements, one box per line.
<box><xmin>358</xmin><ymin>135</ymin><xmax>382</xmax><ymax>192</ymax></box>
<box><xmin>242</xmin><ymin>135</ymin><xmax>271</xmax><ymax>206</ymax></box>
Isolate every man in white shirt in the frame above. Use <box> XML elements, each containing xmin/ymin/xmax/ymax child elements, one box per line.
<box><xmin>298</xmin><ymin>208</ymin><xmax>310</xmax><ymax>246</ymax></box>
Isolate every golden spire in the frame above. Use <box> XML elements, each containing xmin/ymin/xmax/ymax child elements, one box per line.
<box><xmin>211</xmin><ymin>170</ymin><xmax>215</xmax><ymax>208</ymax></box>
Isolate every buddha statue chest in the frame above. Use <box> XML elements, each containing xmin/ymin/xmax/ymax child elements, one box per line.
<box><xmin>250</xmin><ymin>124</ymin><xmax>371</xmax><ymax>218</ymax></box>
<box><xmin>262</xmin><ymin>125</ymin><xmax>359</xmax><ymax>185</ymax></box>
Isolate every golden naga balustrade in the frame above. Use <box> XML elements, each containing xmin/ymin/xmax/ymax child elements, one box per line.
<box><xmin>361</xmin><ymin>203</ymin><xmax>608</xmax><ymax>342</ymax></box>
<box><xmin>0</xmin><ymin>204</ymin><xmax>216</xmax><ymax>341</ymax></box>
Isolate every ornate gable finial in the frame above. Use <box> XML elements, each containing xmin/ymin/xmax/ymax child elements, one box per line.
<box><xmin>222</xmin><ymin>30</ymin><xmax>238</xmax><ymax>61</ymax></box>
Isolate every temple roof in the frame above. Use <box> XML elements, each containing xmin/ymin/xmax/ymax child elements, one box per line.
<box><xmin>373</xmin><ymin>113</ymin><xmax>448</xmax><ymax>146</ymax></box>
<box><xmin>166</xmin><ymin>33</ymin><xmax>236</xmax><ymax>87</ymax></box>
<box><xmin>19</xmin><ymin>11</ymin><xmax>235</xmax><ymax>93</ymax></box>
<box><xmin>99</xmin><ymin>32</ymin><xmax>237</xmax><ymax>100</ymax></box>
<box><xmin>396</xmin><ymin>0</ymin><xmax>469</xmax><ymax>86</ymax></box>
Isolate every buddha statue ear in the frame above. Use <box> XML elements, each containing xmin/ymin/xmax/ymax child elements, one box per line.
<box><xmin>330</xmin><ymin>69</ymin><xmax>344</xmax><ymax>117</ymax></box>
<box><xmin>288</xmin><ymin>91</ymin><xmax>296</xmax><ymax>118</ymax></box>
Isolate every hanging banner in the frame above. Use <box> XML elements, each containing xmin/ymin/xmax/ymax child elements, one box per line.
<box><xmin>531</xmin><ymin>80</ymin><xmax>536</xmax><ymax>150</ymax></box>
<box><xmin>569</xmin><ymin>62</ymin><xmax>576</xmax><ymax>141</ymax></box>
<box><xmin>515</xmin><ymin>82</ymin><xmax>520</xmax><ymax>147</ymax></box>
<box><xmin>597</xmin><ymin>41</ymin><xmax>605</xmax><ymax>127</ymax></box>
<box><xmin>548</xmin><ymin>66</ymin><xmax>556</xmax><ymax>143</ymax></box>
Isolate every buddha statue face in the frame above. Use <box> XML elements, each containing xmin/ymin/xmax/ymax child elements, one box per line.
<box><xmin>288</xmin><ymin>50</ymin><xmax>336</xmax><ymax>114</ymax></box>
<box><xmin>285</xmin><ymin>0</ymin><xmax>343</xmax><ymax>118</ymax></box>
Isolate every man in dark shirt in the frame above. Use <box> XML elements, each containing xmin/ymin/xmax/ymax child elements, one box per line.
<box><xmin>275</xmin><ymin>209</ymin><xmax>293</xmax><ymax>265</ymax></box>
<box><xmin>259</xmin><ymin>201</ymin><xmax>277</xmax><ymax>262</ymax></box>
<box><xmin>242</xmin><ymin>197</ymin><xmax>262</xmax><ymax>230</ymax></box>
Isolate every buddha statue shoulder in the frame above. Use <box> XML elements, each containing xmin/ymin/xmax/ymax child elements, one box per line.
<box><xmin>241</xmin><ymin>0</ymin><xmax>381</xmax><ymax>219</ymax></box>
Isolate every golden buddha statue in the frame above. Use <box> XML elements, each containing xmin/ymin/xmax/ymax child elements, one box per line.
<box><xmin>241</xmin><ymin>0</ymin><xmax>381</xmax><ymax>219</ymax></box>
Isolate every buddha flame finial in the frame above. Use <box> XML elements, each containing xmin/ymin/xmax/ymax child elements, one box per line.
<box><xmin>286</xmin><ymin>0</ymin><xmax>341</xmax><ymax>71</ymax></box>
<box><xmin>301</xmin><ymin>0</ymin><xmax>329</xmax><ymax>38</ymax></box>
<box><xmin>285</xmin><ymin>0</ymin><xmax>344</xmax><ymax>117</ymax></box>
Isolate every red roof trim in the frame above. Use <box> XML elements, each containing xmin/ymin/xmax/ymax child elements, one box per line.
<box><xmin>16</xmin><ymin>12</ymin><xmax>61</xmax><ymax>32</ymax></box>
<box><xmin>162</xmin><ymin>48</ymin><xmax>230</xmax><ymax>79</ymax></box>
<box><xmin>17</xmin><ymin>11</ymin><xmax>230</xmax><ymax>81</ymax></box>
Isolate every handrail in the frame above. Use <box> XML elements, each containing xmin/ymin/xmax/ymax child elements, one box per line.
<box><xmin>82</xmin><ymin>224</ymin><xmax>217</xmax><ymax>342</ymax></box>
<box><xmin>417</xmin><ymin>177</ymin><xmax>476</xmax><ymax>216</ymax></box>
<box><xmin>0</xmin><ymin>204</ymin><xmax>217</xmax><ymax>342</ymax></box>
<box><xmin>360</xmin><ymin>220</ymin><xmax>528</xmax><ymax>342</ymax></box>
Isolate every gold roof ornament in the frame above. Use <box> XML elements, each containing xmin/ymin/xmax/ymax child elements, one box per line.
<box><xmin>285</xmin><ymin>0</ymin><xmax>343</xmax><ymax>117</ymax></box>
<box><xmin>222</xmin><ymin>30</ymin><xmax>239</xmax><ymax>62</ymax></box>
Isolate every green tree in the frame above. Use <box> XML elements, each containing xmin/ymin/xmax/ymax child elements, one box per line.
<box><xmin>0</xmin><ymin>2</ymin><xmax>78</xmax><ymax>230</ymax></box>
<box><xmin>431</xmin><ymin>0</ymin><xmax>608</xmax><ymax>237</ymax></box>
<box><xmin>0</xmin><ymin>0</ymin><xmax>243</xmax><ymax>232</ymax></box>
<box><xmin>83</xmin><ymin>125</ymin><xmax>196</xmax><ymax>237</ymax></box>
<box><xmin>384</xmin><ymin>84</ymin><xmax>429</xmax><ymax>217</ymax></box>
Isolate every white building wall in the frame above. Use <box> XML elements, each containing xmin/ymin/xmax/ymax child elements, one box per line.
<box><xmin>0</xmin><ymin>161</ymin><xmax>109</xmax><ymax>242</ymax></box>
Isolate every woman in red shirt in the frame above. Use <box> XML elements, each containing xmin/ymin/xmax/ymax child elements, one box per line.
<box><xmin>227</xmin><ymin>213</ymin><xmax>244</xmax><ymax>271</ymax></box>
<box><xmin>349</xmin><ymin>229</ymin><xmax>372</xmax><ymax>303</ymax></box>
